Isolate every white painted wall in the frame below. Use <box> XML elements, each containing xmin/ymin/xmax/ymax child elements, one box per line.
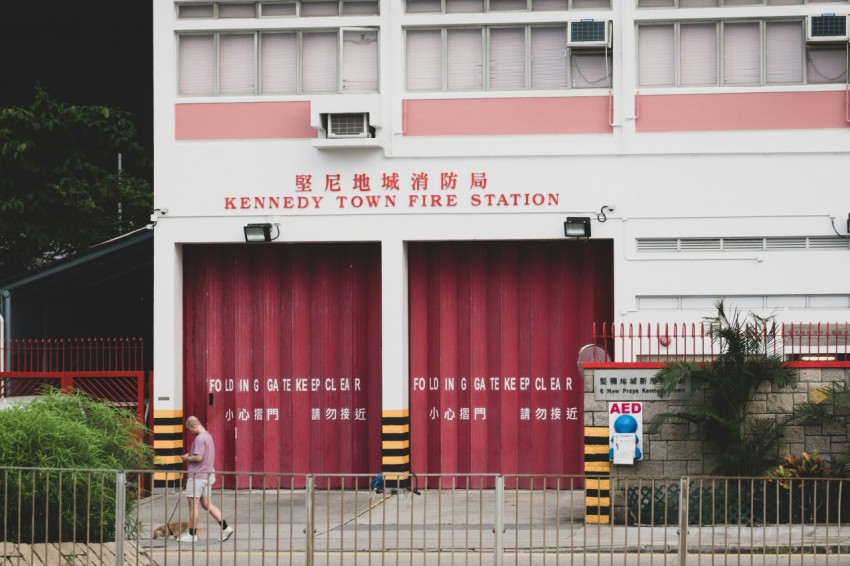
<box><xmin>153</xmin><ymin>2</ymin><xmax>850</xmax><ymax>406</ymax></box>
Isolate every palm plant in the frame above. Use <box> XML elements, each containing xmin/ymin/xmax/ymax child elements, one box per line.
<box><xmin>649</xmin><ymin>300</ymin><xmax>798</xmax><ymax>476</ymax></box>
<box><xmin>791</xmin><ymin>383</ymin><xmax>850</xmax><ymax>477</ymax></box>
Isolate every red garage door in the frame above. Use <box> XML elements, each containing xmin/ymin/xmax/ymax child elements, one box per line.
<box><xmin>183</xmin><ymin>244</ymin><xmax>382</xmax><ymax>487</ymax></box>
<box><xmin>409</xmin><ymin>241</ymin><xmax>613</xmax><ymax>485</ymax></box>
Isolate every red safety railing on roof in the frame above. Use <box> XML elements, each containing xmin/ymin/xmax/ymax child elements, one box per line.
<box><xmin>591</xmin><ymin>322</ymin><xmax>850</xmax><ymax>364</ymax></box>
<box><xmin>0</xmin><ymin>337</ymin><xmax>145</xmax><ymax>372</ymax></box>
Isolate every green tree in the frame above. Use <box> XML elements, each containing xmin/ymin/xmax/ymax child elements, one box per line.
<box><xmin>649</xmin><ymin>300</ymin><xmax>799</xmax><ymax>476</ymax></box>
<box><xmin>0</xmin><ymin>89</ymin><xmax>152</xmax><ymax>278</ymax></box>
<box><xmin>0</xmin><ymin>388</ymin><xmax>154</xmax><ymax>542</ymax></box>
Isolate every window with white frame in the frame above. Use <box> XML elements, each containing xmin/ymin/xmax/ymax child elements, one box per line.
<box><xmin>177</xmin><ymin>1</ymin><xmax>379</xmax><ymax>18</ymax></box>
<box><xmin>405</xmin><ymin>0</ymin><xmax>610</xmax><ymax>13</ymax></box>
<box><xmin>178</xmin><ymin>29</ymin><xmax>379</xmax><ymax>95</ymax></box>
<box><xmin>637</xmin><ymin>19</ymin><xmax>847</xmax><ymax>86</ymax></box>
<box><xmin>406</xmin><ymin>26</ymin><xmax>612</xmax><ymax>91</ymax></box>
<box><xmin>637</xmin><ymin>1</ymin><xmax>848</xmax><ymax>7</ymax></box>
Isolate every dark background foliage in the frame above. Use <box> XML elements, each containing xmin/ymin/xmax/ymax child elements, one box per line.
<box><xmin>0</xmin><ymin>3</ymin><xmax>153</xmax><ymax>279</ymax></box>
<box><xmin>0</xmin><ymin>3</ymin><xmax>152</xmax><ymax>155</ymax></box>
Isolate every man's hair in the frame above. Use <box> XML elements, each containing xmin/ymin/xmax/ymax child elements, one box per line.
<box><xmin>186</xmin><ymin>416</ymin><xmax>201</xmax><ymax>428</ymax></box>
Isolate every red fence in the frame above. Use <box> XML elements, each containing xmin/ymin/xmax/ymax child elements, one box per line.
<box><xmin>591</xmin><ymin>322</ymin><xmax>850</xmax><ymax>364</ymax></box>
<box><xmin>0</xmin><ymin>337</ymin><xmax>144</xmax><ymax>372</ymax></box>
<box><xmin>0</xmin><ymin>337</ymin><xmax>148</xmax><ymax>430</ymax></box>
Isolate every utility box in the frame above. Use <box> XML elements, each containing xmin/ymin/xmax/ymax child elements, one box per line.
<box><xmin>609</xmin><ymin>402</ymin><xmax>643</xmax><ymax>465</ymax></box>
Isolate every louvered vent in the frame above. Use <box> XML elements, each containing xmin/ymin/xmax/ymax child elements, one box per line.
<box><xmin>636</xmin><ymin>239</ymin><xmax>679</xmax><ymax>252</ymax></box>
<box><xmin>637</xmin><ymin>236</ymin><xmax>849</xmax><ymax>252</ymax></box>
<box><xmin>809</xmin><ymin>236</ymin><xmax>850</xmax><ymax>250</ymax></box>
<box><xmin>679</xmin><ymin>239</ymin><xmax>721</xmax><ymax>251</ymax></box>
<box><xmin>765</xmin><ymin>238</ymin><xmax>807</xmax><ymax>250</ymax></box>
<box><xmin>721</xmin><ymin>239</ymin><xmax>764</xmax><ymax>251</ymax></box>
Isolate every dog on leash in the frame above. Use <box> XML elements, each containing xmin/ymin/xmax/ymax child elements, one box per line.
<box><xmin>152</xmin><ymin>521</ymin><xmax>193</xmax><ymax>540</ymax></box>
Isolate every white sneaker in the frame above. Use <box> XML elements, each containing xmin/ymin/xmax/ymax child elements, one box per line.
<box><xmin>176</xmin><ymin>532</ymin><xmax>197</xmax><ymax>543</ymax></box>
<box><xmin>221</xmin><ymin>526</ymin><xmax>234</xmax><ymax>541</ymax></box>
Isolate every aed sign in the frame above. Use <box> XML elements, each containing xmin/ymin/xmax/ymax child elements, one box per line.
<box><xmin>608</xmin><ymin>402</ymin><xmax>643</xmax><ymax>464</ymax></box>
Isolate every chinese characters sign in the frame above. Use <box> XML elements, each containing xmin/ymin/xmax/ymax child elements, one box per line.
<box><xmin>593</xmin><ymin>369</ymin><xmax>689</xmax><ymax>401</ymax></box>
<box><xmin>224</xmin><ymin>170</ymin><xmax>561</xmax><ymax>211</ymax></box>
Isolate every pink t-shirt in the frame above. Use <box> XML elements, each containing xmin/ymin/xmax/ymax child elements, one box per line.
<box><xmin>188</xmin><ymin>431</ymin><xmax>215</xmax><ymax>476</ymax></box>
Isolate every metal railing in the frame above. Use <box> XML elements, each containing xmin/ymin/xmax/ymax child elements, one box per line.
<box><xmin>0</xmin><ymin>337</ymin><xmax>145</xmax><ymax>373</ymax></box>
<box><xmin>592</xmin><ymin>321</ymin><xmax>850</xmax><ymax>364</ymax></box>
<box><xmin>2</xmin><ymin>468</ymin><xmax>850</xmax><ymax>565</ymax></box>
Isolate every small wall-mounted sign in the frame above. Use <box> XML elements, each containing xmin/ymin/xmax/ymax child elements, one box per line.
<box><xmin>593</xmin><ymin>369</ymin><xmax>688</xmax><ymax>401</ymax></box>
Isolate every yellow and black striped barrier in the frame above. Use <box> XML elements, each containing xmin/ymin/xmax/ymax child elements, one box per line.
<box><xmin>153</xmin><ymin>409</ymin><xmax>183</xmax><ymax>489</ymax></box>
<box><xmin>381</xmin><ymin>409</ymin><xmax>410</xmax><ymax>488</ymax></box>
<box><xmin>584</xmin><ymin>426</ymin><xmax>610</xmax><ymax>524</ymax></box>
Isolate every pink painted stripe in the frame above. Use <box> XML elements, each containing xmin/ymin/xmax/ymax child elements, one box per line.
<box><xmin>636</xmin><ymin>91</ymin><xmax>848</xmax><ymax>132</ymax></box>
<box><xmin>175</xmin><ymin>101</ymin><xmax>315</xmax><ymax>140</ymax></box>
<box><xmin>404</xmin><ymin>97</ymin><xmax>613</xmax><ymax>136</ymax></box>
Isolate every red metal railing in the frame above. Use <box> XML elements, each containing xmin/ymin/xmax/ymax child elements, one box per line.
<box><xmin>591</xmin><ymin>322</ymin><xmax>850</xmax><ymax>364</ymax></box>
<box><xmin>0</xmin><ymin>337</ymin><xmax>145</xmax><ymax>372</ymax></box>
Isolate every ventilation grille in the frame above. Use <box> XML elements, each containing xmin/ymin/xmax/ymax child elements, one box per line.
<box><xmin>327</xmin><ymin>113</ymin><xmax>370</xmax><ymax>139</ymax></box>
<box><xmin>637</xmin><ymin>236</ymin><xmax>850</xmax><ymax>253</ymax></box>
<box><xmin>807</xmin><ymin>14</ymin><xmax>849</xmax><ymax>42</ymax></box>
<box><xmin>567</xmin><ymin>20</ymin><xmax>611</xmax><ymax>48</ymax></box>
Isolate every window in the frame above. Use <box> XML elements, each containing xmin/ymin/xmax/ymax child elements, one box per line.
<box><xmin>179</xmin><ymin>35</ymin><xmax>215</xmax><ymax>95</ymax></box>
<box><xmin>178</xmin><ymin>29</ymin><xmax>379</xmax><ymax>95</ymax></box>
<box><xmin>637</xmin><ymin>1</ymin><xmax>832</xmax><ymax>7</ymax></box>
<box><xmin>404</xmin><ymin>0</ymin><xmax>610</xmax><ymax>14</ymax></box>
<box><xmin>637</xmin><ymin>19</ymin><xmax>846</xmax><ymax>87</ymax></box>
<box><xmin>406</xmin><ymin>25</ymin><xmax>611</xmax><ymax>91</ymax></box>
<box><xmin>177</xmin><ymin>1</ymin><xmax>379</xmax><ymax>18</ymax></box>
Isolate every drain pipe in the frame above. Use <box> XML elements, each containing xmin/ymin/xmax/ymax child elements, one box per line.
<box><xmin>0</xmin><ymin>310</ymin><xmax>4</xmax><ymax>372</ymax></box>
<box><xmin>1</xmin><ymin>289</ymin><xmax>10</xmax><ymax>372</ymax></box>
<box><xmin>678</xmin><ymin>477</ymin><xmax>689</xmax><ymax>566</ymax></box>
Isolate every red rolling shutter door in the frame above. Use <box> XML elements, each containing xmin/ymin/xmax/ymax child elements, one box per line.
<box><xmin>183</xmin><ymin>244</ymin><xmax>382</xmax><ymax>487</ymax></box>
<box><xmin>409</xmin><ymin>241</ymin><xmax>613</xmax><ymax>485</ymax></box>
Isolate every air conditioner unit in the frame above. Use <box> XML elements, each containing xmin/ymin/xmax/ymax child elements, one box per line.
<box><xmin>807</xmin><ymin>14</ymin><xmax>849</xmax><ymax>43</ymax></box>
<box><xmin>567</xmin><ymin>20</ymin><xmax>611</xmax><ymax>49</ymax></box>
<box><xmin>326</xmin><ymin>113</ymin><xmax>371</xmax><ymax>139</ymax></box>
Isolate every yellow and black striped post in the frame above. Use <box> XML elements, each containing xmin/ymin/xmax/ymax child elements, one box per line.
<box><xmin>153</xmin><ymin>409</ymin><xmax>184</xmax><ymax>490</ymax></box>
<box><xmin>381</xmin><ymin>409</ymin><xmax>410</xmax><ymax>489</ymax></box>
<box><xmin>584</xmin><ymin>426</ymin><xmax>611</xmax><ymax>524</ymax></box>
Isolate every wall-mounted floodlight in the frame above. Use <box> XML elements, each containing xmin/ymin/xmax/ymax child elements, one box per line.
<box><xmin>564</xmin><ymin>217</ymin><xmax>591</xmax><ymax>238</ymax></box>
<box><xmin>244</xmin><ymin>223</ymin><xmax>279</xmax><ymax>243</ymax></box>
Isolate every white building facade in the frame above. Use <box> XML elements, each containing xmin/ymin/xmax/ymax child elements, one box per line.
<box><xmin>153</xmin><ymin>0</ymin><xmax>850</xmax><ymax>484</ymax></box>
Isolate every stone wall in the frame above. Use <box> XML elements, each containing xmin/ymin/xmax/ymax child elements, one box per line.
<box><xmin>583</xmin><ymin>366</ymin><xmax>850</xmax><ymax>477</ymax></box>
<box><xmin>583</xmin><ymin>366</ymin><xmax>850</xmax><ymax>524</ymax></box>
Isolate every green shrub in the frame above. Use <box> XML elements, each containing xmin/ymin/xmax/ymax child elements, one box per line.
<box><xmin>0</xmin><ymin>388</ymin><xmax>153</xmax><ymax>542</ymax></box>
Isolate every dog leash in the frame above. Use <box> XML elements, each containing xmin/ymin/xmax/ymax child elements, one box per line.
<box><xmin>164</xmin><ymin>490</ymin><xmax>182</xmax><ymax>532</ymax></box>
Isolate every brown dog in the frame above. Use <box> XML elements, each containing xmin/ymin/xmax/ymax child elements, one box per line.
<box><xmin>152</xmin><ymin>521</ymin><xmax>191</xmax><ymax>540</ymax></box>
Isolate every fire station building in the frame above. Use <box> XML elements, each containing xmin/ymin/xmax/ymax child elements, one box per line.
<box><xmin>153</xmin><ymin>1</ymin><xmax>850</xmax><ymax>484</ymax></box>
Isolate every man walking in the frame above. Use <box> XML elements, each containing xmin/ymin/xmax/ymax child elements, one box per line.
<box><xmin>178</xmin><ymin>416</ymin><xmax>234</xmax><ymax>542</ymax></box>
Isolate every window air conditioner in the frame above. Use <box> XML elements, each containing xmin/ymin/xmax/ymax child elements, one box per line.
<box><xmin>326</xmin><ymin>113</ymin><xmax>371</xmax><ymax>139</ymax></box>
<box><xmin>807</xmin><ymin>14</ymin><xmax>849</xmax><ymax>43</ymax></box>
<box><xmin>567</xmin><ymin>20</ymin><xmax>612</xmax><ymax>49</ymax></box>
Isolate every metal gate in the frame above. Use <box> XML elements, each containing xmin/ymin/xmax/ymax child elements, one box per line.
<box><xmin>0</xmin><ymin>338</ymin><xmax>148</xmax><ymax>426</ymax></box>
